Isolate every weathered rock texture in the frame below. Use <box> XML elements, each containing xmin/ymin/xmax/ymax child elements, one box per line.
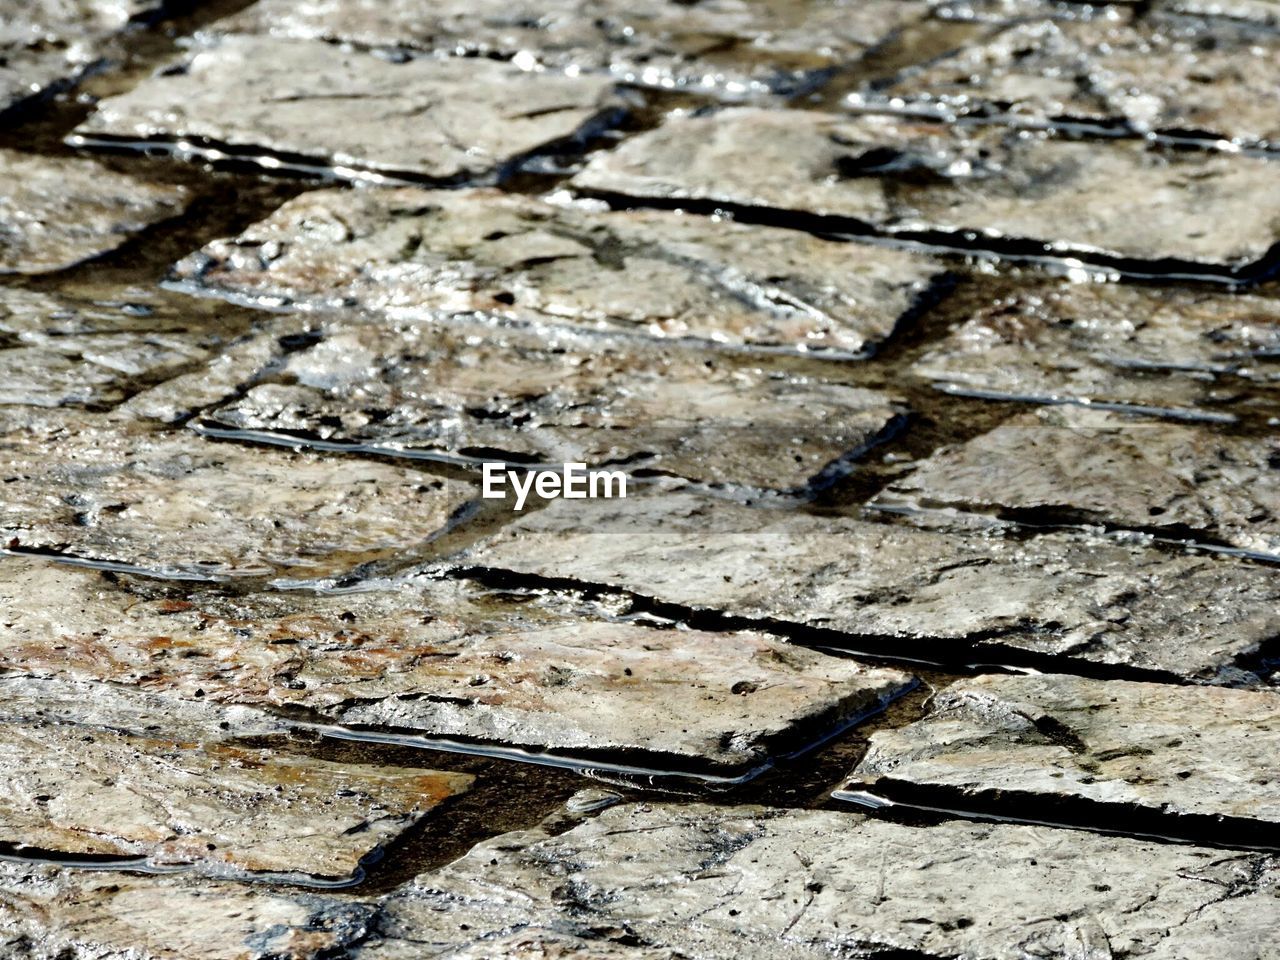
<box><xmin>843</xmin><ymin>673</ymin><xmax>1280</xmax><ymax>828</ymax></box>
<box><xmin>71</xmin><ymin>34</ymin><xmax>626</xmax><ymax>182</ymax></box>
<box><xmin>0</xmin><ymin>860</ymin><xmax>375</xmax><ymax>959</ymax></box>
<box><xmin>216</xmin><ymin>0</ymin><xmax>930</xmax><ymax>99</ymax></box>
<box><xmin>570</xmin><ymin>108</ymin><xmax>1280</xmax><ymax>274</ymax></box>
<box><xmin>875</xmin><ymin>406</ymin><xmax>1280</xmax><ymax>558</ymax></box>
<box><xmin>868</xmin><ymin>12</ymin><xmax>1280</xmax><ymax>147</ymax></box>
<box><xmin>355</xmin><ymin>802</ymin><xmax>1280</xmax><ymax>959</ymax></box>
<box><xmin>0</xmin><ymin>679</ymin><xmax>472</xmax><ymax>880</ymax></box>
<box><xmin>0</xmin><ymin>409</ymin><xmax>473</xmax><ymax>579</ymax></box>
<box><xmin>911</xmin><ymin>280</ymin><xmax>1280</xmax><ymax>418</ymax></box>
<box><xmin>462</xmin><ymin>492</ymin><xmax>1280</xmax><ymax>679</ymax></box>
<box><xmin>1157</xmin><ymin>0</ymin><xmax>1280</xmax><ymax>24</ymax></box>
<box><xmin>0</xmin><ymin>286</ymin><xmax>254</xmax><ymax>408</ymax></box>
<box><xmin>0</xmin><ymin>557</ymin><xmax>911</xmax><ymax>773</ymax></box>
<box><xmin>186</xmin><ymin>314</ymin><xmax>906</xmax><ymax>492</ymax></box>
<box><xmin>169</xmin><ymin>186</ymin><xmax>943</xmax><ymax>358</ymax></box>
<box><xmin>0</xmin><ymin>150</ymin><xmax>186</xmax><ymax>274</ymax></box>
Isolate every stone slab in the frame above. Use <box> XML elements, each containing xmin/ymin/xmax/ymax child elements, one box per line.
<box><xmin>0</xmin><ymin>676</ymin><xmax>472</xmax><ymax>880</ymax></box>
<box><xmin>874</xmin><ymin>406</ymin><xmax>1280</xmax><ymax>559</ymax></box>
<box><xmin>216</xmin><ymin>0</ymin><xmax>930</xmax><ymax>100</ymax></box>
<box><xmin>0</xmin><ymin>556</ymin><xmax>911</xmax><ymax>773</ymax></box>
<box><xmin>184</xmin><ymin>313</ymin><xmax>906</xmax><ymax>493</ymax></box>
<box><xmin>910</xmin><ymin>280</ymin><xmax>1280</xmax><ymax>419</ymax></box>
<box><xmin>0</xmin><ymin>409</ymin><xmax>473</xmax><ymax>579</ymax></box>
<box><xmin>169</xmin><ymin>186</ymin><xmax>944</xmax><ymax>358</ymax></box>
<box><xmin>461</xmin><ymin>492</ymin><xmax>1280</xmax><ymax>680</ymax></box>
<box><xmin>570</xmin><ymin>108</ymin><xmax>1280</xmax><ymax>274</ymax></box>
<box><xmin>867</xmin><ymin>13</ymin><xmax>1280</xmax><ymax>147</ymax></box>
<box><xmin>0</xmin><ymin>861</ymin><xmax>375</xmax><ymax>959</ymax></box>
<box><xmin>357</xmin><ymin>802</ymin><xmax>1280</xmax><ymax>960</ymax></box>
<box><xmin>0</xmin><ymin>150</ymin><xmax>186</xmax><ymax>274</ymax></box>
<box><xmin>71</xmin><ymin>34</ymin><xmax>626</xmax><ymax>183</ymax></box>
<box><xmin>843</xmin><ymin>673</ymin><xmax>1280</xmax><ymax>828</ymax></box>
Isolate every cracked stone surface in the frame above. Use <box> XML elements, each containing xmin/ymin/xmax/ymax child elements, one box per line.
<box><xmin>0</xmin><ymin>860</ymin><xmax>375</xmax><ymax>959</ymax></box>
<box><xmin>71</xmin><ymin>34</ymin><xmax>627</xmax><ymax>183</ymax></box>
<box><xmin>843</xmin><ymin>673</ymin><xmax>1280</xmax><ymax>827</ymax></box>
<box><xmin>868</xmin><ymin>13</ymin><xmax>1280</xmax><ymax>147</ymax></box>
<box><xmin>186</xmin><ymin>314</ymin><xmax>907</xmax><ymax>493</ymax></box>
<box><xmin>0</xmin><ymin>408</ymin><xmax>473</xmax><ymax>579</ymax></box>
<box><xmin>873</xmin><ymin>405</ymin><xmax>1280</xmax><ymax>559</ymax></box>
<box><xmin>462</xmin><ymin>491</ymin><xmax>1280</xmax><ymax>679</ymax></box>
<box><xmin>570</xmin><ymin>108</ymin><xmax>1280</xmax><ymax>273</ymax></box>
<box><xmin>0</xmin><ymin>150</ymin><xmax>186</xmax><ymax>274</ymax></box>
<box><xmin>355</xmin><ymin>802</ymin><xmax>1280</xmax><ymax>959</ymax></box>
<box><xmin>0</xmin><ymin>286</ymin><xmax>255</xmax><ymax>409</ymax></box>
<box><xmin>169</xmin><ymin>186</ymin><xmax>943</xmax><ymax>358</ymax></box>
<box><xmin>216</xmin><ymin>0</ymin><xmax>930</xmax><ymax>100</ymax></box>
<box><xmin>0</xmin><ymin>556</ymin><xmax>911</xmax><ymax>773</ymax></box>
<box><xmin>0</xmin><ymin>675</ymin><xmax>473</xmax><ymax>881</ymax></box>
<box><xmin>910</xmin><ymin>280</ymin><xmax>1280</xmax><ymax>418</ymax></box>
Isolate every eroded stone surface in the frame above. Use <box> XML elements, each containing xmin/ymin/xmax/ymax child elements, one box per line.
<box><xmin>170</xmin><ymin>186</ymin><xmax>943</xmax><ymax>358</ymax></box>
<box><xmin>72</xmin><ymin>34</ymin><xmax>626</xmax><ymax>182</ymax></box>
<box><xmin>0</xmin><ymin>409</ymin><xmax>473</xmax><ymax>579</ymax></box>
<box><xmin>217</xmin><ymin>0</ymin><xmax>929</xmax><ymax>99</ymax></box>
<box><xmin>0</xmin><ymin>557</ymin><xmax>911</xmax><ymax>772</ymax></box>
<box><xmin>844</xmin><ymin>673</ymin><xmax>1280</xmax><ymax>826</ymax></box>
<box><xmin>874</xmin><ymin>406</ymin><xmax>1280</xmax><ymax>558</ymax></box>
<box><xmin>0</xmin><ymin>150</ymin><xmax>186</xmax><ymax>273</ymax></box>
<box><xmin>462</xmin><ymin>492</ymin><xmax>1280</xmax><ymax>679</ymax></box>
<box><xmin>357</xmin><ymin>802</ymin><xmax>1280</xmax><ymax>959</ymax></box>
<box><xmin>0</xmin><ymin>861</ymin><xmax>375</xmax><ymax>959</ymax></box>
<box><xmin>0</xmin><ymin>676</ymin><xmax>472</xmax><ymax>880</ymax></box>
<box><xmin>911</xmin><ymin>281</ymin><xmax>1280</xmax><ymax>418</ymax></box>
<box><xmin>570</xmin><ymin>108</ymin><xmax>1280</xmax><ymax>272</ymax></box>
<box><xmin>1157</xmin><ymin>0</ymin><xmax>1280</xmax><ymax>24</ymax></box>
<box><xmin>182</xmin><ymin>314</ymin><xmax>907</xmax><ymax>492</ymax></box>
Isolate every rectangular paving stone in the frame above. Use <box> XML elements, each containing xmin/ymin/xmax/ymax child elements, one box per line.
<box><xmin>0</xmin><ymin>409</ymin><xmax>473</xmax><ymax>580</ymax></box>
<box><xmin>570</xmin><ymin>108</ymin><xmax>1280</xmax><ymax>276</ymax></box>
<box><xmin>863</xmin><ymin>12</ymin><xmax>1280</xmax><ymax>148</ymax></box>
<box><xmin>0</xmin><ymin>860</ymin><xmax>375</xmax><ymax>959</ymax></box>
<box><xmin>186</xmin><ymin>314</ymin><xmax>907</xmax><ymax>493</ymax></box>
<box><xmin>873</xmin><ymin>405</ymin><xmax>1280</xmax><ymax>560</ymax></box>
<box><xmin>0</xmin><ymin>556</ymin><xmax>912</xmax><ymax>775</ymax></box>
<box><xmin>357</xmin><ymin>802</ymin><xmax>1280</xmax><ymax>960</ymax></box>
<box><xmin>0</xmin><ymin>150</ymin><xmax>186</xmax><ymax>274</ymax></box>
<box><xmin>169</xmin><ymin>186</ymin><xmax>944</xmax><ymax>359</ymax></box>
<box><xmin>217</xmin><ymin>0</ymin><xmax>930</xmax><ymax>100</ymax></box>
<box><xmin>461</xmin><ymin>492</ymin><xmax>1280</xmax><ymax>680</ymax></box>
<box><xmin>0</xmin><ymin>677</ymin><xmax>472</xmax><ymax>882</ymax></box>
<box><xmin>911</xmin><ymin>280</ymin><xmax>1280</xmax><ymax>419</ymax></box>
<box><xmin>70</xmin><ymin>34</ymin><xmax>627</xmax><ymax>183</ymax></box>
<box><xmin>0</xmin><ymin>285</ymin><xmax>256</xmax><ymax>409</ymax></box>
<box><xmin>841</xmin><ymin>673</ymin><xmax>1280</xmax><ymax>832</ymax></box>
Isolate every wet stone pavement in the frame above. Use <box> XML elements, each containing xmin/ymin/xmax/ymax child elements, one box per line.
<box><xmin>0</xmin><ymin>0</ymin><xmax>1278</xmax><ymax>957</ymax></box>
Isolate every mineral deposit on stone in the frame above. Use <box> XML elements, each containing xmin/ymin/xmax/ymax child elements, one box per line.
<box><xmin>0</xmin><ymin>557</ymin><xmax>911</xmax><ymax>773</ymax></box>
<box><xmin>843</xmin><ymin>673</ymin><xmax>1280</xmax><ymax>827</ymax></box>
<box><xmin>356</xmin><ymin>803</ymin><xmax>1280</xmax><ymax>959</ymax></box>
<box><xmin>0</xmin><ymin>409</ymin><xmax>473</xmax><ymax>579</ymax></box>
<box><xmin>217</xmin><ymin>0</ymin><xmax>930</xmax><ymax>99</ymax></box>
<box><xmin>0</xmin><ymin>861</ymin><xmax>375</xmax><ymax>959</ymax></box>
<box><xmin>462</xmin><ymin>492</ymin><xmax>1280</xmax><ymax>679</ymax></box>
<box><xmin>570</xmin><ymin>108</ymin><xmax>1280</xmax><ymax>273</ymax></box>
<box><xmin>0</xmin><ymin>682</ymin><xmax>472</xmax><ymax>879</ymax></box>
<box><xmin>170</xmin><ymin>186</ymin><xmax>942</xmax><ymax>358</ymax></box>
<box><xmin>867</xmin><ymin>13</ymin><xmax>1280</xmax><ymax>147</ymax></box>
<box><xmin>911</xmin><ymin>281</ymin><xmax>1280</xmax><ymax>417</ymax></box>
<box><xmin>0</xmin><ymin>150</ymin><xmax>186</xmax><ymax>273</ymax></box>
<box><xmin>874</xmin><ymin>406</ymin><xmax>1280</xmax><ymax>558</ymax></box>
<box><xmin>71</xmin><ymin>35</ymin><xmax>626</xmax><ymax>182</ymax></box>
<box><xmin>184</xmin><ymin>313</ymin><xmax>907</xmax><ymax>492</ymax></box>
